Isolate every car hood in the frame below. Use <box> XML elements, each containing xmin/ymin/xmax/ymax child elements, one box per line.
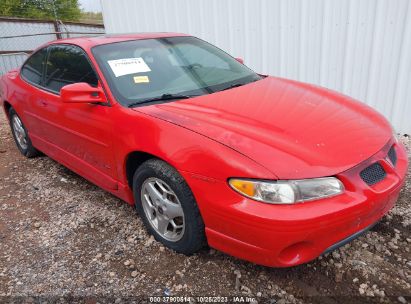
<box><xmin>134</xmin><ymin>76</ymin><xmax>392</xmax><ymax>179</ymax></box>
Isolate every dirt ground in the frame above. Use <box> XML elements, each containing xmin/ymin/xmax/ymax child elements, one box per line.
<box><xmin>0</xmin><ymin>109</ymin><xmax>410</xmax><ymax>304</ymax></box>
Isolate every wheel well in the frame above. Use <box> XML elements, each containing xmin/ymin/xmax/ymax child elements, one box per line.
<box><xmin>3</xmin><ymin>101</ymin><xmax>12</xmax><ymax>120</ymax></box>
<box><xmin>125</xmin><ymin>151</ymin><xmax>158</xmax><ymax>188</ymax></box>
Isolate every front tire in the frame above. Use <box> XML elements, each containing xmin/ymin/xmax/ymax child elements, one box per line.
<box><xmin>9</xmin><ymin>108</ymin><xmax>40</xmax><ymax>158</ymax></box>
<box><xmin>133</xmin><ymin>159</ymin><xmax>206</xmax><ymax>254</ymax></box>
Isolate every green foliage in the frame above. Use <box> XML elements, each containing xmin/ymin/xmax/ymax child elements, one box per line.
<box><xmin>0</xmin><ymin>0</ymin><xmax>81</xmax><ymax>21</ymax></box>
<box><xmin>79</xmin><ymin>11</ymin><xmax>103</xmax><ymax>24</ymax></box>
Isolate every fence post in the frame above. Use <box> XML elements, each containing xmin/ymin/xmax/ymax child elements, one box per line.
<box><xmin>53</xmin><ymin>20</ymin><xmax>62</xmax><ymax>39</ymax></box>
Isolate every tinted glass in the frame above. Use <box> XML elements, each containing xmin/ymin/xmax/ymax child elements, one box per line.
<box><xmin>92</xmin><ymin>36</ymin><xmax>262</xmax><ymax>106</ymax></box>
<box><xmin>44</xmin><ymin>45</ymin><xmax>98</xmax><ymax>93</ymax></box>
<box><xmin>21</xmin><ymin>48</ymin><xmax>47</xmax><ymax>85</ymax></box>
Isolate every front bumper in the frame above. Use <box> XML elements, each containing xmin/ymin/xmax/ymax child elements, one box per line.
<box><xmin>323</xmin><ymin>222</ymin><xmax>376</xmax><ymax>254</ymax></box>
<box><xmin>182</xmin><ymin>139</ymin><xmax>408</xmax><ymax>267</ymax></box>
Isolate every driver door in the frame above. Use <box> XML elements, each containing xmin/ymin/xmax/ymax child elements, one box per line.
<box><xmin>32</xmin><ymin>44</ymin><xmax>118</xmax><ymax>190</ymax></box>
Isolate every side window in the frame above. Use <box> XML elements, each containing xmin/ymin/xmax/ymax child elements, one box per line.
<box><xmin>44</xmin><ymin>45</ymin><xmax>98</xmax><ymax>93</ymax></box>
<box><xmin>21</xmin><ymin>48</ymin><xmax>47</xmax><ymax>85</ymax></box>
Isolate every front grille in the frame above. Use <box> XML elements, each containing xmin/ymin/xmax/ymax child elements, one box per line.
<box><xmin>387</xmin><ymin>145</ymin><xmax>397</xmax><ymax>166</ymax></box>
<box><xmin>360</xmin><ymin>162</ymin><xmax>386</xmax><ymax>185</ymax></box>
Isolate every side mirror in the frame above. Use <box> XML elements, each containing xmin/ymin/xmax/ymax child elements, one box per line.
<box><xmin>235</xmin><ymin>57</ymin><xmax>244</xmax><ymax>64</ymax></box>
<box><xmin>61</xmin><ymin>82</ymin><xmax>106</xmax><ymax>104</ymax></box>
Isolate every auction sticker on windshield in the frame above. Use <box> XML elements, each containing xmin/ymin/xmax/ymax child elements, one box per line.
<box><xmin>134</xmin><ymin>75</ymin><xmax>150</xmax><ymax>83</ymax></box>
<box><xmin>108</xmin><ymin>57</ymin><xmax>151</xmax><ymax>77</ymax></box>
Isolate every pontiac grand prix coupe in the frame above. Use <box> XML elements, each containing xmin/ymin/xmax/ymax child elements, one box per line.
<box><xmin>0</xmin><ymin>33</ymin><xmax>408</xmax><ymax>267</ymax></box>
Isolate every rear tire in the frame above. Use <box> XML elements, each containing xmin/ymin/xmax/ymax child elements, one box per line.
<box><xmin>9</xmin><ymin>108</ymin><xmax>40</xmax><ymax>158</ymax></box>
<box><xmin>133</xmin><ymin>159</ymin><xmax>206</xmax><ymax>254</ymax></box>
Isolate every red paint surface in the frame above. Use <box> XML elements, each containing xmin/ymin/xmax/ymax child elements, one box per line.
<box><xmin>0</xmin><ymin>33</ymin><xmax>408</xmax><ymax>267</ymax></box>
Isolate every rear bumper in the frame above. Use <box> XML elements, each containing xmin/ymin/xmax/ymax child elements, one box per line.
<box><xmin>183</xmin><ymin>140</ymin><xmax>408</xmax><ymax>267</ymax></box>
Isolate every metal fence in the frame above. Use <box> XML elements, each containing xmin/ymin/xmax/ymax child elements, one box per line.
<box><xmin>0</xmin><ymin>52</ymin><xmax>28</xmax><ymax>75</ymax></box>
<box><xmin>0</xmin><ymin>17</ymin><xmax>105</xmax><ymax>75</ymax></box>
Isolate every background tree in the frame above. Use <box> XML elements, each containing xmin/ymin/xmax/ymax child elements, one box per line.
<box><xmin>79</xmin><ymin>11</ymin><xmax>103</xmax><ymax>24</ymax></box>
<box><xmin>0</xmin><ymin>0</ymin><xmax>81</xmax><ymax>21</ymax></box>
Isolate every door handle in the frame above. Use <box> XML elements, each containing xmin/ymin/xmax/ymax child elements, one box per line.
<box><xmin>39</xmin><ymin>100</ymin><xmax>48</xmax><ymax>107</ymax></box>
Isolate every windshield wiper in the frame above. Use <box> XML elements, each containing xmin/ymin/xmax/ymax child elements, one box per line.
<box><xmin>219</xmin><ymin>78</ymin><xmax>262</xmax><ymax>92</ymax></box>
<box><xmin>219</xmin><ymin>83</ymin><xmax>246</xmax><ymax>92</ymax></box>
<box><xmin>128</xmin><ymin>93</ymin><xmax>201</xmax><ymax>108</ymax></box>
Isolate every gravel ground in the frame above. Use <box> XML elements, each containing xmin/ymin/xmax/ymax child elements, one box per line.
<box><xmin>0</xmin><ymin>109</ymin><xmax>410</xmax><ymax>304</ymax></box>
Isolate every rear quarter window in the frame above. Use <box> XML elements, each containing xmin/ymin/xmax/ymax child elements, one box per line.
<box><xmin>21</xmin><ymin>48</ymin><xmax>47</xmax><ymax>85</ymax></box>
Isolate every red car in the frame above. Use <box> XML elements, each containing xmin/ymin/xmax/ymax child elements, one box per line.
<box><xmin>0</xmin><ymin>33</ymin><xmax>408</xmax><ymax>267</ymax></box>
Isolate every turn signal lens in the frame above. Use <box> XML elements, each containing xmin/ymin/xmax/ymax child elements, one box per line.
<box><xmin>229</xmin><ymin>179</ymin><xmax>256</xmax><ymax>197</ymax></box>
<box><xmin>228</xmin><ymin>177</ymin><xmax>344</xmax><ymax>204</ymax></box>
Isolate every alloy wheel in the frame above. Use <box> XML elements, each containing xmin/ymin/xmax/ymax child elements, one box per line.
<box><xmin>141</xmin><ymin>177</ymin><xmax>185</xmax><ymax>242</ymax></box>
<box><xmin>12</xmin><ymin>115</ymin><xmax>28</xmax><ymax>150</ymax></box>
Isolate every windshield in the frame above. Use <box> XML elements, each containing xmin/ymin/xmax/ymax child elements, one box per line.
<box><xmin>92</xmin><ymin>36</ymin><xmax>262</xmax><ymax>106</ymax></box>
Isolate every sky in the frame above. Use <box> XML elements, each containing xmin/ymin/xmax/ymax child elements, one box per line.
<box><xmin>78</xmin><ymin>0</ymin><xmax>102</xmax><ymax>12</ymax></box>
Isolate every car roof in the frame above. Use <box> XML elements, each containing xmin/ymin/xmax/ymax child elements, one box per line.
<box><xmin>47</xmin><ymin>32</ymin><xmax>191</xmax><ymax>50</ymax></box>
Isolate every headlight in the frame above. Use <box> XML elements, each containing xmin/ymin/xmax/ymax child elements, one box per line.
<box><xmin>229</xmin><ymin>177</ymin><xmax>344</xmax><ymax>204</ymax></box>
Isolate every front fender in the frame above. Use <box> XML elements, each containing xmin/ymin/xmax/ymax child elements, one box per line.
<box><xmin>113</xmin><ymin>106</ymin><xmax>277</xmax><ymax>186</ymax></box>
